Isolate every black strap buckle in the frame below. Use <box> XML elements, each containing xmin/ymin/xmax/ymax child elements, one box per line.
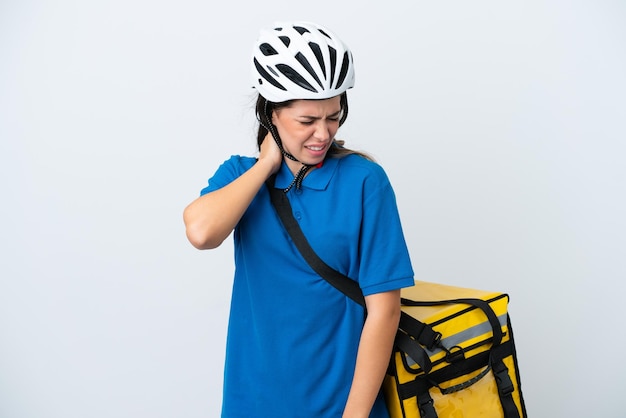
<box><xmin>493</xmin><ymin>363</ymin><xmax>515</xmax><ymax>396</ymax></box>
<box><xmin>418</xmin><ymin>397</ymin><xmax>437</xmax><ymax>418</ymax></box>
<box><xmin>430</xmin><ymin>331</ymin><xmax>442</xmax><ymax>350</ymax></box>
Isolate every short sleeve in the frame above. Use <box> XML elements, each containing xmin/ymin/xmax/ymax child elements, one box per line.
<box><xmin>200</xmin><ymin>155</ymin><xmax>256</xmax><ymax>196</ymax></box>
<box><xmin>357</xmin><ymin>167</ymin><xmax>414</xmax><ymax>296</ymax></box>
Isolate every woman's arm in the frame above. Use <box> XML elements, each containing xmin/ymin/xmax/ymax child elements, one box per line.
<box><xmin>183</xmin><ymin>134</ymin><xmax>282</xmax><ymax>250</ymax></box>
<box><xmin>342</xmin><ymin>289</ymin><xmax>401</xmax><ymax>418</ymax></box>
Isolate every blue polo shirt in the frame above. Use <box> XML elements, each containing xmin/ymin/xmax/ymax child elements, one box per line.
<box><xmin>201</xmin><ymin>153</ymin><xmax>414</xmax><ymax>418</ymax></box>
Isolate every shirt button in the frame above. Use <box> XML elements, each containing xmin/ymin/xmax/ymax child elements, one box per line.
<box><xmin>295</xmin><ymin>189</ymin><xmax>303</xmax><ymax>195</ymax></box>
<box><xmin>294</xmin><ymin>211</ymin><xmax>302</xmax><ymax>220</ymax></box>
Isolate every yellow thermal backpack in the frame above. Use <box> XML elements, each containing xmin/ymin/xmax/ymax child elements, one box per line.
<box><xmin>267</xmin><ymin>185</ymin><xmax>526</xmax><ymax>417</ymax></box>
<box><xmin>383</xmin><ymin>280</ymin><xmax>527</xmax><ymax>418</ymax></box>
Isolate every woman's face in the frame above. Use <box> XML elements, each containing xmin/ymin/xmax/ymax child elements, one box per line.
<box><xmin>272</xmin><ymin>96</ymin><xmax>342</xmax><ymax>171</ymax></box>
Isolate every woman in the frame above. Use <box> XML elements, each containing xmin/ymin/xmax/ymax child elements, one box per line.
<box><xmin>184</xmin><ymin>21</ymin><xmax>414</xmax><ymax>418</ymax></box>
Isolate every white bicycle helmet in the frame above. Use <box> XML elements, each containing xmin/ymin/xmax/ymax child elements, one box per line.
<box><xmin>251</xmin><ymin>21</ymin><xmax>355</xmax><ymax>102</ymax></box>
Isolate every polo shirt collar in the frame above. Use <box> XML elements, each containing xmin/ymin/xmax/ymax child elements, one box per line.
<box><xmin>273</xmin><ymin>156</ymin><xmax>340</xmax><ymax>191</ymax></box>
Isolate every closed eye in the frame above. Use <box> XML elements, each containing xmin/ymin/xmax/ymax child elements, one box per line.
<box><xmin>298</xmin><ymin>115</ymin><xmax>341</xmax><ymax>125</ymax></box>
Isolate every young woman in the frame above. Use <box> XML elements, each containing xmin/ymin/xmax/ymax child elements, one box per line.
<box><xmin>184</xmin><ymin>21</ymin><xmax>415</xmax><ymax>418</ymax></box>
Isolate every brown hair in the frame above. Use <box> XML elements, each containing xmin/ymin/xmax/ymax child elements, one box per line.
<box><xmin>254</xmin><ymin>93</ymin><xmax>374</xmax><ymax>161</ymax></box>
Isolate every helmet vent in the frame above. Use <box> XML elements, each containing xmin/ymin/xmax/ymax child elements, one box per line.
<box><xmin>308</xmin><ymin>42</ymin><xmax>326</xmax><ymax>79</ymax></box>
<box><xmin>295</xmin><ymin>52</ymin><xmax>323</xmax><ymax>89</ymax></box>
<box><xmin>267</xmin><ymin>66</ymin><xmax>279</xmax><ymax>77</ymax></box>
<box><xmin>259</xmin><ymin>43</ymin><xmax>278</xmax><ymax>56</ymax></box>
<box><xmin>328</xmin><ymin>46</ymin><xmax>337</xmax><ymax>86</ymax></box>
<box><xmin>335</xmin><ymin>51</ymin><xmax>350</xmax><ymax>89</ymax></box>
<box><xmin>293</xmin><ymin>25</ymin><xmax>310</xmax><ymax>35</ymax></box>
<box><xmin>279</xmin><ymin>36</ymin><xmax>290</xmax><ymax>47</ymax></box>
<box><xmin>276</xmin><ymin>63</ymin><xmax>317</xmax><ymax>93</ymax></box>
<box><xmin>318</xmin><ymin>29</ymin><xmax>331</xmax><ymax>39</ymax></box>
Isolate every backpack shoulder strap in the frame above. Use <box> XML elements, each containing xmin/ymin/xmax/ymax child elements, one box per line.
<box><xmin>265</xmin><ymin>174</ymin><xmax>365</xmax><ymax>306</ymax></box>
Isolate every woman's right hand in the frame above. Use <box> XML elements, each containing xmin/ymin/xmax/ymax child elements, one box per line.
<box><xmin>258</xmin><ymin>132</ymin><xmax>283</xmax><ymax>175</ymax></box>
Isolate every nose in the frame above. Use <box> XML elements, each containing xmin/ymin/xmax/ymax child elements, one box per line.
<box><xmin>313</xmin><ymin>121</ymin><xmax>332</xmax><ymax>141</ymax></box>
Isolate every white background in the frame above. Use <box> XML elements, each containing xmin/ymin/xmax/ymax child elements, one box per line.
<box><xmin>1</xmin><ymin>1</ymin><xmax>625</xmax><ymax>417</ymax></box>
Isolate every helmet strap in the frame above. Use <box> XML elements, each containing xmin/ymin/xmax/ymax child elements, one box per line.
<box><xmin>263</xmin><ymin>100</ymin><xmax>297</xmax><ymax>162</ymax></box>
<box><xmin>283</xmin><ymin>164</ymin><xmax>312</xmax><ymax>193</ymax></box>
<box><xmin>263</xmin><ymin>100</ymin><xmax>313</xmax><ymax>192</ymax></box>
